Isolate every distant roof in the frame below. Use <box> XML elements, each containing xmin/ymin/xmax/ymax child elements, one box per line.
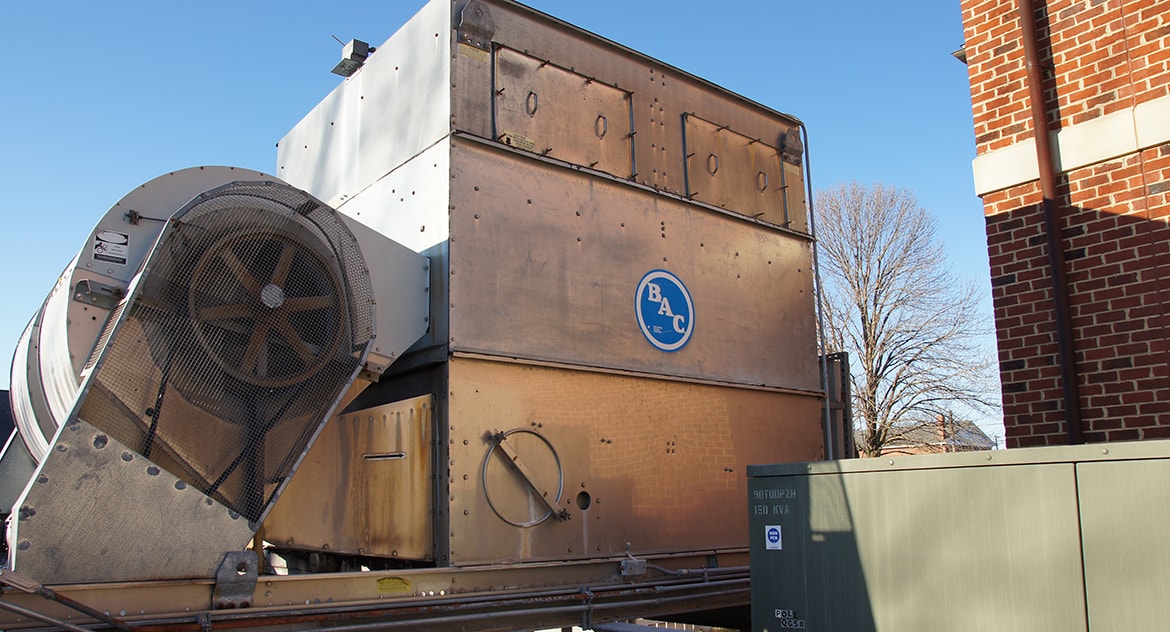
<box><xmin>866</xmin><ymin>418</ymin><xmax>996</xmax><ymax>451</ymax></box>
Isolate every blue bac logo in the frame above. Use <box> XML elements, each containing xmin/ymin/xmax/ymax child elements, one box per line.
<box><xmin>635</xmin><ymin>269</ymin><xmax>694</xmax><ymax>352</ymax></box>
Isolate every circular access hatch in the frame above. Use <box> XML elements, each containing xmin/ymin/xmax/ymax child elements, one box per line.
<box><xmin>481</xmin><ymin>428</ymin><xmax>565</xmax><ymax>527</ymax></box>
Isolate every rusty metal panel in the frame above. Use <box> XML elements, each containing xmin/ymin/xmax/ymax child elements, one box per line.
<box><xmin>281</xmin><ymin>0</ymin><xmax>810</xmax><ymax>233</ymax></box>
<box><xmin>683</xmin><ymin>113</ymin><xmax>790</xmax><ymax>227</ymax></box>
<box><xmin>448</xmin><ymin>137</ymin><xmax>819</xmax><ymax>392</ymax></box>
<box><xmin>450</xmin><ymin>0</ymin><xmax>807</xmax><ymax>217</ymax></box>
<box><xmin>493</xmin><ymin>47</ymin><xmax>633</xmax><ymax>178</ymax></box>
<box><xmin>446</xmin><ymin>356</ymin><xmax>824</xmax><ymax>566</ymax></box>
<box><xmin>262</xmin><ymin>395</ymin><xmax>434</xmax><ymax>560</ymax></box>
<box><xmin>783</xmin><ymin>160</ymin><xmax>809</xmax><ymax>233</ymax></box>
<box><xmin>271</xmin><ymin>0</ymin><xmax>822</xmax><ymax>576</ymax></box>
<box><xmin>277</xmin><ymin>0</ymin><xmax>813</xmax><ymax>256</ymax></box>
<box><xmin>452</xmin><ymin>1</ymin><xmax>496</xmax><ymax>140</ymax></box>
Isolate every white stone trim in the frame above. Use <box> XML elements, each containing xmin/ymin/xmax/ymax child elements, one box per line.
<box><xmin>972</xmin><ymin>93</ymin><xmax>1170</xmax><ymax>196</ymax></box>
<box><xmin>972</xmin><ymin>138</ymin><xmax>1039</xmax><ymax>195</ymax></box>
<box><xmin>1134</xmin><ymin>97</ymin><xmax>1170</xmax><ymax>149</ymax></box>
<box><xmin>1051</xmin><ymin>107</ymin><xmax>1136</xmax><ymax>173</ymax></box>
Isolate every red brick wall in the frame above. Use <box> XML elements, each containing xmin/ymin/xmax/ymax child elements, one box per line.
<box><xmin>962</xmin><ymin>0</ymin><xmax>1170</xmax><ymax>446</ymax></box>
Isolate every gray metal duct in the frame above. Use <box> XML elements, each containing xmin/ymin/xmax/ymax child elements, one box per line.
<box><xmin>4</xmin><ymin>168</ymin><xmax>428</xmax><ymax>584</ymax></box>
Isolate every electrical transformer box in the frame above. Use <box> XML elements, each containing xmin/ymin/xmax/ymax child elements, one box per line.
<box><xmin>748</xmin><ymin>440</ymin><xmax>1170</xmax><ymax>631</ymax></box>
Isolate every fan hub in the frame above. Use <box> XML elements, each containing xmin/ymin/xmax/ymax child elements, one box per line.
<box><xmin>260</xmin><ymin>283</ymin><xmax>286</xmax><ymax>309</ymax></box>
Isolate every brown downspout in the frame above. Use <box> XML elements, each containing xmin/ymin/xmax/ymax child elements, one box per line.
<box><xmin>1019</xmin><ymin>0</ymin><xmax>1083</xmax><ymax>444</ymax></box>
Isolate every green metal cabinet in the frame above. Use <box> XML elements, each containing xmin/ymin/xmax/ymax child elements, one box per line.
<box><xmin>748</xmin><ymin>440</ymin><xmax>1170</xmax><ymax>631</ymax></box>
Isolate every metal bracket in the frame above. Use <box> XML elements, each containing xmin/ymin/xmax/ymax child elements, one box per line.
<box><xmin>492</xmin><ymin>430</ymin><xmax>569</xmax><ymax>522</ymax></box>
<box><xmin>620</xmin><ymin>557</ymin><xmax>647</xmax><ymax>578</ymax></box>
<box><xmin>73</xmin><ymin>279</ymin><xmax>124</xmax><ymax>310</ymax></box>
<box><xmin>457</xmin><ymin>0</ymin><xmax>497</xmax><ymax>51</ymax></box>
<box><xmin>579</xmin><ymin>586</ymin><xmax>595</xmax><ymax>630</ymax></box>
<box><xmin>781</xmin><ymin>127</ymin><xmax>804</xmax><ymax>166</ymax></box>
<box><xmin>0</xmin><ymin>569</ymin><xmax>40</xmax><ymax>593</ymax></box>
<box><xmin>211</xmin><ymin>551</ymin><xmax>258</xmax><ymax>609</ymax></box>
<box><xmin>0</xmin><ymin>569</ymin><xmax>133</xmax><ymax>631</ymax></box>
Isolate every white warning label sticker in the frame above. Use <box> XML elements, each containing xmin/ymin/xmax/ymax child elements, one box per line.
<box><xmin>93</xmin><ymin>230</ymin><xmax>129</xmax><ymax>266</ymax></box>
<box><xmin>765</xmin><ymin>525</ymin><xmax>783</xmax><ymax>550</ymax></box>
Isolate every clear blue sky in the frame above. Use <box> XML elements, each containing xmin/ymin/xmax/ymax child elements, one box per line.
<box><xmin>0</xmin><ymin>1</ymin><xmax>1001</xmax><ymax>440</ymax></box>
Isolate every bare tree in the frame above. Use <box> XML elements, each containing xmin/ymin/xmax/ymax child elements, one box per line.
<box><xmin>815</xmin><ymin>182</ymin><xmax>999</xmax><ymax>457</ymax></box>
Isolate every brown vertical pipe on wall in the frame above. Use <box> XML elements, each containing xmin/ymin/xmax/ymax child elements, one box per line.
<box><xmin>1019</xmin><ymin>0</ymin><xmax>1083</xmax><ymax>444</ymax></box>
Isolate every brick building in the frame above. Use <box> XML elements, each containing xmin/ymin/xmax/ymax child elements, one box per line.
<box><xmin>960</xmin><ymin>0</ymin><xmax>1170</xmax><ymax>447</ymax></box>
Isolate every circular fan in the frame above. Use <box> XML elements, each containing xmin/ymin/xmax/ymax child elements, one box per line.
<box><xmin>187</xmin><ymin>229</ymin><xmax>346</xmax><ymax>388</ymax></box>
<box><xmin>131</xmin><ymin>182</ymin><xmax>372</xmax><ymax>428</ymax></box>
